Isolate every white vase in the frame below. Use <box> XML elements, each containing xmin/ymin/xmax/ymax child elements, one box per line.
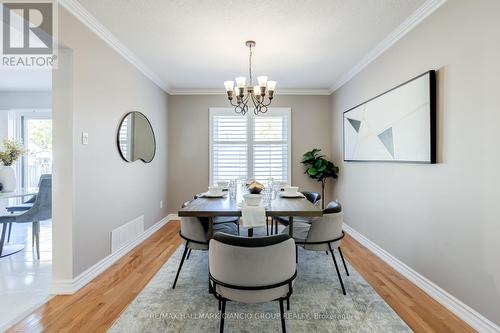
<box><xmin>0</xmin><ymin>165</ymin><xmax>17</xmax><ymax>192</ymax></box>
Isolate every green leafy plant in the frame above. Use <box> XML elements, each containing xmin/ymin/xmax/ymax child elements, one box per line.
<box><xmin>301</xmin><ymin>148</ymin><xmax>339</xmax><ymax>208</ymax></box>
<box><xmin>0</xmin><ymin>138</ymin><xmax>27</xmax><ymax>166</ymax></box>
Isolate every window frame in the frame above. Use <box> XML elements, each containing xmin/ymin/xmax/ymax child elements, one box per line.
<box><xmin>209</xmin><ymin>107</ymin><xmax>291</xmax><ymax>185</ymax></box>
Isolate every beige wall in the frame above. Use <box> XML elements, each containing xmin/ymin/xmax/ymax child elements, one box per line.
<box><xmin>168</xmin><ymin>95</ymin><xmax>333</xmax><ymax>212</ymax></box>
<box><xmin>331</xmin><ymin>0</ymin><xmax>500</xmax><ymax>326</ymax></box>
<box><xmin>55</xmin><ymin>8</ymin><xmax>169</xmax><ymax>276</ymax></box>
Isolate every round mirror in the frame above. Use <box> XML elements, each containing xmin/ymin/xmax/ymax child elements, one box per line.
<box><xmin>117</xmin><ymin>112</ymin><xmax>156</xmax><ymax>163</ymax></box>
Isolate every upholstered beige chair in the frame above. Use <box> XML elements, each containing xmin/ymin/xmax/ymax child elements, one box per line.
<box><xmin>271</xmin><ymin>191</ymin><xmax>321</xmax><ymax>234</ymax></box>
<box><xmin>282</xmin><ymin>201</ymin><xmax>349</xmax><ymax>295</ymax></box>
<box><xmin>171</xmin><ymin>201</ymin><xmax>238</xmax><ymax>289</ymax></box>
<box><xmin>209</xmin><ymin>233</ymin><xmax>296</xmax><ymax>333</ymax></box>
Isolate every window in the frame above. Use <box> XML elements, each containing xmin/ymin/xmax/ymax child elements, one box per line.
<box><xmin>210</xmin><ymin>108</ymin><xmax>291</xmax><ymax>185</ymax></box>
<box><xmin>7</xmin><ymin>110</ymin><xmax>52</xmax><ymax>189</ymax></box>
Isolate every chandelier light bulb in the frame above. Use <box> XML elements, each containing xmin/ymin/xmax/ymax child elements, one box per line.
<box><xmin>267</xmin><ymin>80</ymin><xmax>276</xmax><ymax>91</ymax></box>
<box><xmin>235</xmin><ymin>77</ymin><xmax>246</xmax><ymax>88</ymax></box>
<box><xmin>257</xmin><ymin>76</ymin><xmax>268</xmax><ymax>87</ymax></box>
<box><xmin>254</xmin><ymin>85</ymin><xmax>261</xmax><ymax>94</ymax></box>
<box><xmin>224</xmin><ymin>81</ymin><xmax>234</xmax><ymax>92</ymax></box>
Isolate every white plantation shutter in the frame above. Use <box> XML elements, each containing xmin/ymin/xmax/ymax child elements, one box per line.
<box><xmin>118</xmin><ymin>116</ymin><xmax>132</xmax><ymax>160</ymax></box>
<box><xmin>211</xmin><ymin>115</ymin><xmax>248</xmax><ymax>184</ymax></box>
<box><xmin>210</xmin><ymin>108</ymin><xmax>291</xmax><ymax>185</ymax></box>
<box><xmin>253</xmin><ymin>115</ymin><xmax>289</xmax><ymax>183</ymax></box>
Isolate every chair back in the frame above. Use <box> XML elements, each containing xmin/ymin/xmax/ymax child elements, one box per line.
<box><xmin>180</xmin><ymin>200</ymin><xmax>208</xmax><ymax>249</ymax></box>
<box><xmin>300</xmin><ymin>191</ymin><xmax>321</xmax><ymax>205</ymax></box>
<box><xmin>209</xmin><ymin>233</ymin><xmax>296</xmax><ymax>304</ymax></box>
<box><xmin>305</xmin><ymin>201</ymin><xmax>343</xmax><ymax>251</ymax></box>
<box><xmin>13</xmin><ymin>174</ymin><xmax>52</xmax><ymax>223</ymax></box>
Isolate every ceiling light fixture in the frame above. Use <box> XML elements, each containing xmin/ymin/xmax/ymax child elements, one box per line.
<box><xmin>223</xmin><ymin>41</ymin><xmax>276</xmax><ymax>115</ymax></box>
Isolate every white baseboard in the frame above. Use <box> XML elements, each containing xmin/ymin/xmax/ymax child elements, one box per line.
<box><xmin>343</xmin><ymin>223</ymin><xmax>500</xmax><ymax>333</ymax></box>
<box><xmin>50</xmin><ymin>214</ymin><xmax>179</xmax><ymax>295</ymax></box>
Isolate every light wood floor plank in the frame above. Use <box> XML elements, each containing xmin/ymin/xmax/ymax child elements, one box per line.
<box><xmin>7</xmin><ymin>222</ymin><xmax>474</xmax><ymax>332</ymax></box>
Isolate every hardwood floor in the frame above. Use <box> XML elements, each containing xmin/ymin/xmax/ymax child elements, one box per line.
<box><xmin>7</xmin><ymin>221</ymin><xmax>474</xmax><ymax>333</ymax></box>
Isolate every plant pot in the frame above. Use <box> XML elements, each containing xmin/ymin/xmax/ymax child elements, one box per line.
<box><xmin>0</xmin><ymin>165</ymin><xmax>16</xmax><ymax>192</ymax></box>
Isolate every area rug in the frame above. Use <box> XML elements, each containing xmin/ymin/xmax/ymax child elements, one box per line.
<box><xmin>109</xmin><ymin>237</ymin><xmax>412</xmax><ymax>332</ymax></box>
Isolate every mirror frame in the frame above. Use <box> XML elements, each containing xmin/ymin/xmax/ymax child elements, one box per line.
<box><xmin>116</xmin><ymin>111</ymin><xmax>157</xmax><ymax>163</ymax></box>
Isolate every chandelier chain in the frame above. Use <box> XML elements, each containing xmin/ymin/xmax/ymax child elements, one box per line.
<box><xmin>248</xmin><ymin>44</ymin><xmax>253</xmax><ymax>86</ymax></box>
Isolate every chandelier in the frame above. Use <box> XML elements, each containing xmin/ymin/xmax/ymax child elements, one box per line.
<box><xmin>223</xmin><ymin>41</ymin><xmax>276</xmax><ymax>115</ymax></box>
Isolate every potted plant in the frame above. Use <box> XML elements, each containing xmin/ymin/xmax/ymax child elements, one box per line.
<box><xmin>0</xmin><ymin>138</ymin><xmax>27</xmax><ymax>192</ymax></box>
<box><xmin>301</xmin><ymin>148</ymin><xmax>339</xmax><ymax>209</ymax></box>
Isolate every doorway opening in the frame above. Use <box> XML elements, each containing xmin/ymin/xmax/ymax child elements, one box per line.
<box><xmin>0</xmin><ymin>69</ymin><xmax>52</xmax><ymax>331</ymax></box>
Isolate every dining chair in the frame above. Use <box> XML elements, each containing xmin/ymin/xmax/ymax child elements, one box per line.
<box><xmin>209</xmin><ymin>233</ymin><xmax>296</xmax><ymax>333</ymax></box>
<box><xmin>0</xmin><ymin>175</ymin><xmax>52</xmax><ymax>259</ymax></box>
<box><xmin>281</xmin><ymin>201</ymin><xmax>349</xmax><ymax>295</ymax></box>
<box><xmin>172</xmin><ymin>200</ymin><xmax>239</xmax><ymax>289</ymax></box>
<box><xmin>3</xmin><ymin>174</ymin><xmax>51</xmax><ymax>243</ymax></box>
<box><xmin>271</xmin><ymin>191</ymin><xmax>321</xmax><ymax>234</ymax></box>
<box><xmin>194</xmin><ymin>193</ymin><xmax>240</xmax><ymax>235</ymax></box>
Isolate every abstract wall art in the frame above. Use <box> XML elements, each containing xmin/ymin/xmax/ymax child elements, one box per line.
<box><xmin>343</xmin><ymin>70</ymin><xmax>436</xmax><ymax>163</ymax></box>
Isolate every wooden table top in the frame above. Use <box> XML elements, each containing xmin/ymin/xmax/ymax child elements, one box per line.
<box><xmin>178</xmin><ymin>194</ymin><xmax>323</xmax><ymax>217</ymax></box>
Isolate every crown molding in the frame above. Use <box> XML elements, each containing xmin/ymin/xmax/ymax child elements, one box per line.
<box><xmin>168</xmin><ymin>88</ymin><xmax>332</xmax><ymax>96</ymax></box>
<box><xmin>58</xmin><ymin>0</ymin><xmax>171</xmax><ymax>93</ymax></box>
<box><xmin>59</xmin><ymin>0</ymin><xmax>446</xmax><ymax>97</ymax></box>
<box><xmin>329</xmin><ymin>0</ymin><xmax>447</xmax><ymax>94</ymax></box>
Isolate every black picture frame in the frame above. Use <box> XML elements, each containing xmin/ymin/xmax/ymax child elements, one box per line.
<box><xmin>342</xmin><ymin>70</ymin><xmax>436</xmax><ymax>164</ymax></box>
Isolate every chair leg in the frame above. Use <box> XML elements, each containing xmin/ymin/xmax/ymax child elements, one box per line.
<box><xmin>275</xmin><ymin>219</ymin><xmax>278</xmax><ymax>234</ymax></box>
<box><xmin>286</xmin><ymin>297</ymin><xmax>290</xmax><ymax>311</ymax></box>
<box><xmin>7</xmin><ymin>223</ymin><xmax>12</xmax><ymax>243</ymax></box>
<box><xmin>266</xmin><ymin>217</ymin><xmax>269</xmax><ymax>235</ymax></box>
<box><xmin>32</xmin><ymin>223</ymin><xmax>35</xmax><ymax>248</ymax></box>
<box><xmin>338</xmin><ymin>247</ymin><xmax>349</xmax><ymax>276</ymax></box>
<box><xmin>0</xmin><ymin>223</ymin><xmax>7</xmax><ymax>257</ymax></box>
<box><xmin>279</xmin><ymin>298</ymin><xmax>286</xmax><ymax>333</ymax></box>
<box><xmin>328</xmin><ymin>244</ymin><xmax>346</xmax><ymax>295</ymax></box>
<box><xmin>172</xmin><ymin>243</ymin><xmax>189</xmax><ymax>289</ymax></box>
<box><xmin>295</xmin><ymin>245</ymin><xmax>298</xmax><ymax>263</ymax></box>
<box><xmin>186</xmin><ymin>248</ymin><xmax>192</xmax><ymax>260</ymax></box>
<box><xmin>220</xmin><ymin>298</ymin><xmax>226</xmax><ymax>333</ymax></box>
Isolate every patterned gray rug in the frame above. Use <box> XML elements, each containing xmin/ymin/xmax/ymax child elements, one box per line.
<box><xmin>109</xmin><ymin>238</ymin><xmax>412</xmax><ymax>333</ymax></box>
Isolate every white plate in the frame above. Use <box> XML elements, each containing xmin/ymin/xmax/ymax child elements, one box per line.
<box><xmin>280</xmin><ymin>193</ymin><xmax>304</xmax><ymax>198</ymax></box>
<box><xmin>201</xmin><ymin>192</ymin><xmax>226</xmax><ymax>198</ymax></box>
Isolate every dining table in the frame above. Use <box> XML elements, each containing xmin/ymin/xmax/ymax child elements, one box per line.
<box><xmin>178</xmin><ymin>192</ymin><xmax>323</xmax><ymax>238</ymax></box>
<box><xmin>0</xmin><ymin>187</ymin><xmax>38</xmax><ymax>200</ymax></box>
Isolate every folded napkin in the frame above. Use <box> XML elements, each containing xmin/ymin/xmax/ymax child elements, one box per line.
<box><xmin>280</xmin><ymin>192</ymin><xmax>305</xmax><ymax>198</ymax></box>
<box><xmin>241</xmin><ymin>204</ymin><xmax>267</xmax><ymax>228</ymax></box>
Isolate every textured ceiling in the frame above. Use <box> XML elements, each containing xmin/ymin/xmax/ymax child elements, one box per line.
<box><xmin>76</xmin><ymin>0</ymin><xmax>426</xmax><ymax>91</ymax></box>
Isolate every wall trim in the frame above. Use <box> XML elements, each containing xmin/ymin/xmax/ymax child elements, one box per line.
<box><xmin>58</xmin><ymin>0</ymin><xmax>171</xmax><ymax>93</ymax></box>
<box><xmin>168</xmin><ymin>88</ymin><xmax>332</xmax><ymax>96</ymax></box>
<box><xmin>329</xmin><ymin>0</ymin><xmax>447</xmax><ymax>93</ymax></box>
<box><xmin>50</xmin><ymin>214</ymin><xmax>179</xmax><ymax>295</ymax></box>
<box><xmin>59</xmin><ymin>0</ymin><xmax>447</xmax><ymax>97</ymax></box>
<box><xmin>344</xmin><ymin>223</ymin><xmax>500</xmax><ymax>333</ymax></box>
